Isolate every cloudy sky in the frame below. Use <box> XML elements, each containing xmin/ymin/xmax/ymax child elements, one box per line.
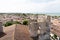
<box><xmin>0</xmin><ymin>0</ymin><xmax>60</xmax><ymax>13</ymax></box>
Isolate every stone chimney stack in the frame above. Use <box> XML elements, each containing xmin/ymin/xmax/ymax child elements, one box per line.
<box><xmin>38</xmin><ymin>16</ymin><xmax>51</xmax><ymax>40</ymax></box>
<box><xmin>29</xmin><ymin>15</ymin><xmax>51</xmax><ymax>40</ymax></box>
<box><xmin>46</xmin><ymin>16</ymin><xmax>51</xmax><ymax>24</ymax></box>
<box><xmin>28</xmin><ymin>15</ymin><xmax>39</xmax><ymax>37</ymax></box>
<box><xmin>29</xmin><ymin>22</ymin><xmax>39</xmax><ymax>37</ymax></box>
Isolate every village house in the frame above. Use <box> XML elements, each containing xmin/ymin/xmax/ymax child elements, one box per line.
<box><xmin>51</xmin><ymin>19</ymin><xmax>60</xmax><ymax>40</ymax></box>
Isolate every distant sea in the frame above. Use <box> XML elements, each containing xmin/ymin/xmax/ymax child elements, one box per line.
<box><xmin>37</xmin><ymin>13</ymin><xmax>60</xmax><ymax>16</ymax></box>
<box><xmin>0</xmin><ymin>13</ymin><xmax>60</xmax><ymax>16</ymax></box>
<box><xmin>45</xmin><ymin>13</ymin><xmax>60</xmax><ymax>16</ymax></box>
<box><xmin>33</xmin><ymin>12</ymin><xmax>60</xmax><ymax>16</ymax></box>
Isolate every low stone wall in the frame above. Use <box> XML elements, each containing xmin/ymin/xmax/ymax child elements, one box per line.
<box><xmin>3</xmin><ymin>24</ymin><xmax>16</xmax><ymax>33</ymax></box>
<box><xmin>0</xmin><ymin>24</ymin><xmax>16</xmax><ymax>40</ymax></box>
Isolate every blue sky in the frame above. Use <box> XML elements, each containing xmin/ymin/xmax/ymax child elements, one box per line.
<box><xmin>0</xmin><ymin>0</ymin><xmax>60</xmax><ymax>14</ymax></box>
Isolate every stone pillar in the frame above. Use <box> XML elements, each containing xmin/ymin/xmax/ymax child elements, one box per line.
<box><xmin>28</xmin><ymin>15</ymin><xmax>51</xmax><ymax>40</ymax></box>
<box><xmin>29</xmin><ymin>22</ymin><xmax>39</xmax><ymax>40</ymax></box>
<box><xmin>38</xmin><ymin>16</ymin><xmax>51</xmax><ymax>40</ymax></box>
<box><xmin>29</xmin><ymin>22</ymin><xmax>39</xmax><ymax>37</ymax></box>
<box><xmin>38</xmin><ymin>22</ymin><xmax>50</xmax><ymax>40</ymax></box>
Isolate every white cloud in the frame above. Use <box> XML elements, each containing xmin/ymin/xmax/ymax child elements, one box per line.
<box><xmin>0</xmin><ymin>0</ymin><xmax>60</xmax><ymax>13</ymax></box>
<box><xmin>44</xmin><ymin>0</ymin><xmax>60</xmax><ymax>13</ymax></box>
<box><xmin>28</xmin><ymin>0</ymin><xmax>55</xmax><ymax>3</ymax></box>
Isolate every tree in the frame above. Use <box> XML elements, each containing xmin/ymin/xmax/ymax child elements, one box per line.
<box><xmin>23</xmin><ymin>20</ymin><xmax>28</xmax><ymax>25</ymax></box>
<box><xmin>13</xmin><ymin>21</ymin><xmax>21</xmax><ymax>24</ymax></box>
<box><xmin>23</xmin><ymin>13</ymin><xmax>27</xmax><ymax>16</ymax></box>
<box><xmin>4</xmin><ymin>21</ymin><xmax>13</xmax><ymax>27</ymax></box>
<box><xmin>54</xmin><ymin>34</ymin><xmax>57</xmax><ymax>39</ymax></box>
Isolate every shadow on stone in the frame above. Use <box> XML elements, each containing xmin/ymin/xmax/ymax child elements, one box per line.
<box><xmin>0</xmin><ymin>32</ymin><xmax>6</xmax><ymax>38</ymax></box>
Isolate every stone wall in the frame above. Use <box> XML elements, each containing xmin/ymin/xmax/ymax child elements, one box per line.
<box><xmin>29</xmin><ymin>22</ymin><xmax>39</xmax><ymax>37</ymax></box>
<box><xmin>0</xmin><ymin>21</ymin><xmax>3</xmax><ymax>32</ymax></box>
<box><xmin>28</xmin><ymin>15</ymin><xmax>51</xmax><ymax>40</ymax></box>
<box><xmin>38</xmin><ymin>16</ymin><xmax>50</xmax><ymax>40</ymax></box>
